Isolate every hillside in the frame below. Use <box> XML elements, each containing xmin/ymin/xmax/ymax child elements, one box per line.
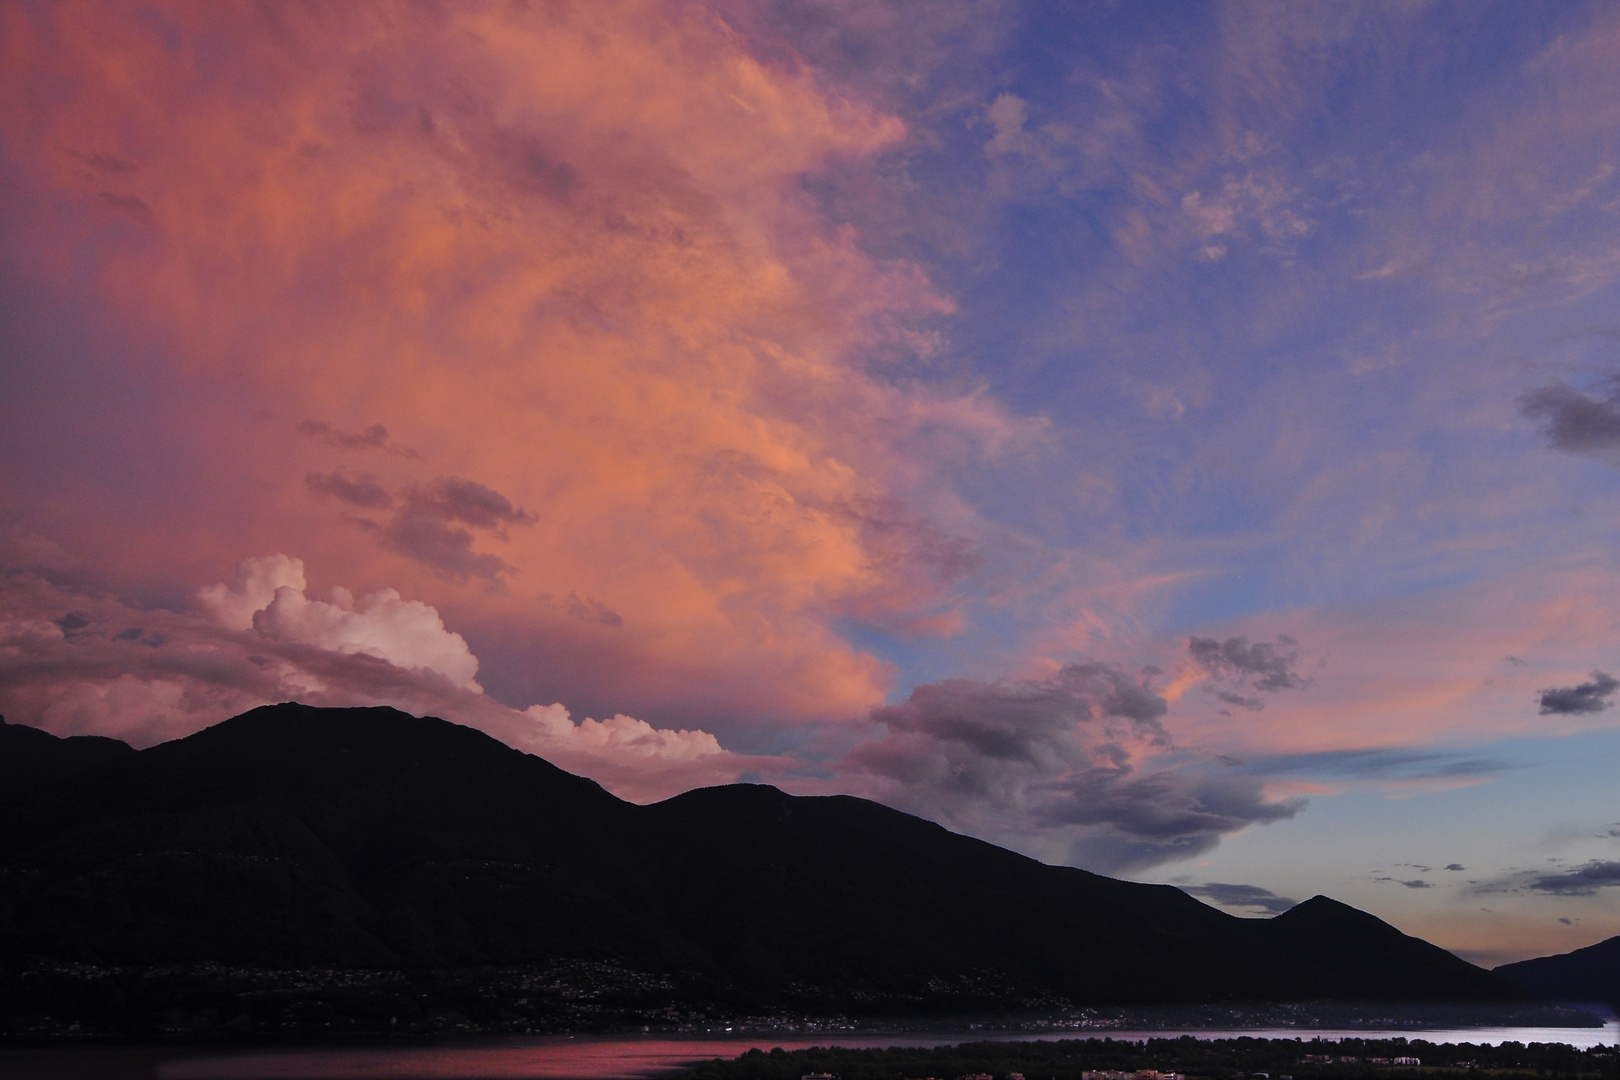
<box><xmin>0</xmin><ymin>705</ymin><xmax>1533</xmax><ymax>1034</ymax></box>
<box><xmin>1496</xmin><ymin>936</ymin><xmax>1620</xmax><ymax>1016</ymax></box>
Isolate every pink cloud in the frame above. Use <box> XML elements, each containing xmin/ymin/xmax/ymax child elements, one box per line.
<box><xmin>0</xmin><ymin>0</ymin><xmax>1031</xmax><ymax>727</ymax></box>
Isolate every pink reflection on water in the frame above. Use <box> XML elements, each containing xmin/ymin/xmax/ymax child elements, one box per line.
<box><xmin>159</xmin><ymin>1036</ymin><xmax>899</xmax><ymax>1080</ymax></box>
<box><xmin>143</xmin><ymin>1023</ymin><xmax>1620</xmax><ymax>1080</ymax></box>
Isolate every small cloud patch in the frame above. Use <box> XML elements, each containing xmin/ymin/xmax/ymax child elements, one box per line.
<box><xmin>1374</xmin><ymin>876</ymin><xmax>1433</xmax><ymax>889</ymax></box>
<box><xmin>298</xmin><ymin>420</ymin><xmax>417</xmax><ymax>457</ymax></box>
<box><xmin>1538</xmin><ymin>670</ymin><xmax>1619</xmax><ymax>715</ymax></box>
<box><xmin>1520</xmin><ymin>377</ymin><xmax>1620</xmax><ymax>456</ymax></box>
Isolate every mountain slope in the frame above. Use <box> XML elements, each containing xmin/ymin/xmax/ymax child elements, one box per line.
<box><xmin>1496</xmin><ymin>936</ymin><xmax>1620</xmax><ymax>1016</ymax></box>
<box><xmin>0</xmin><ymin>704</ymin><xmax>1528</xmax><ymax>1013</ymax></box>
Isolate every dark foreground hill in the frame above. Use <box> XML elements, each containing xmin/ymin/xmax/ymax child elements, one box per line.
<box><xmin>1496</xmin><ymin>936</ymin><xmax>1620</xmax><ymax>1016</ymax></box>
<box><xmin>0</xmin><ymin>705</ymin><xmax>1535</xmax><ymax>1036</ymax></box>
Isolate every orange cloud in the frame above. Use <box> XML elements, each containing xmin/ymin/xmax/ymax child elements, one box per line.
<box><xmin>0</xmin><ymin>1</ymin><xmax>1027</xmax><ymax>727</ymax></box>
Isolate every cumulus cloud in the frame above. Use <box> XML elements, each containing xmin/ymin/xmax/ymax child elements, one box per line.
<box><xmin>1519</xmin><ymin>378</ymin><xmax>1620</xmax><ymax>456</ymax></box>
<box><xmin>522</xmin><ymin>703</ymin><xmax>724</xmax><ymax>767</ymax></box>
<box><xmin>1184</xmin><ymin>882</ymin><xmax>1298</xmax><ymax>916</ymax></box>
<box><xmin>1537</xmin><ymin>670</ymin><xmax>1619</xmax><ymax>715</ymax></box>
<box><xmin>842</xmin><ymin>664</ymin><xmax>1301</xmax><ymax>872</ymax></box>
<box><xmin>0</xmin><ymin>561</ymin><xmax>766</xmax><ymax>801</ymax></box>
<box><xmin>250</xmin><ymin>581</ymin><xmax>482</xmax><ymax>692</ymax></box>
<box><xmin>194</xmin><ymin>555</ymin><xmax>308</xmax><ymax>632</ymax></box>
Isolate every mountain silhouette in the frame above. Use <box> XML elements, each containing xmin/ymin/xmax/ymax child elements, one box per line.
<box><xmin>1496</xmin><ymin>936</ymin><xmax>1620</xmax><ymax>1016</ymax></box>
<box><xmin>0</xmin><ymin>704</ymin><xmax>1529</xmax><ymax>1027</ymax></box>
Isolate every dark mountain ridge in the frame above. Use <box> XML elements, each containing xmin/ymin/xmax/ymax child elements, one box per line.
<box><xmin>0</xmin><ymin>704</ymin><xmax>1530</xmax><ymax>1031</ymax></box>
<box><xmin>1496</xmin><ymin>936</ymin><xmax>1620</xmax><ymax>1017</ymax></box>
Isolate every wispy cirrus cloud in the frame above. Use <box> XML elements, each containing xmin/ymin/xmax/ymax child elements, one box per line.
<box><xmin>1233</xmin><ymin>746</ymin><xmax>1507</xmax><ymax>785</ymax></box>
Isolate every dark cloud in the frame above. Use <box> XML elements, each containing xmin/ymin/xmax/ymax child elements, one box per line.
<box><xmin>54</xmin><ymin>612</ymin><xmax>89</xmax><ymax>632</ymax></box>
<box><xmin>1537</xmin><ymin>670</ymin><xmax>1618</xmax><ymax>715</ymax></box>
<box><xmin>1445</xmin><ymin>863</ymin><xmax>1466</xmax><ymax>871</ymax></box>
<box><xmin>305</xmin><ymin>471</ymin><xmax>536</xmax><ymax>582</ymax></box>
<box><xmin>366</xmin><ymin>478</ymin><xmax>537</xmax><ymax>581</ymax></box>
<box><xmin>297</xmin><ymin>420</ymin><xmax>417</xmax><ymax>457</ymax></box>
<box><xmin>305</xmin><ymin>471</ymin><xmax>394</xmax><ymax>509</ymax></box>
<box><xmin>860</xmin><ymin>663</ymin><xmax>1169</xmax><ymax>772</ymax></box>
<box><xmin>1375</xmin><ymin>876</ymin><xmax>1433</xmax><ymax>889</ymax></box>
<box><xmin>373</xmin><ymin>515</ymin><xmax>512</xmax><ymax>582</ymax></box>
<box><xmin>405</xmin><ymin>477</ymin><xmax>536</xmax><ymax>533</ymax></box>
<box><xmin>1184</xmin><ymin>882</ymin><xmax>1298</xmax><ymax>916</ymax></box>
<box><xmin>1188</xmin><ymin>635</ymin><xmax>1309</xmax><ymax>711</ymax></box>
<box><xmin>1523</xmin><ymin>860</ymin><xmax>1620</xmax><ymax>896</ymax></box>
<box><xmin>844</xmin><ymin>665</ymin><xmax>1301</xmax><ymax>873</ymax></box>
<box><xmin>1519</xmin><ymin>378</ymin><xmax>1620</xmax><ymax>456</ymax></box>
<box><xmin>1032</xmin><ymin>769</ymin><xmax>1304</xmax><ymax>870</ymax></box>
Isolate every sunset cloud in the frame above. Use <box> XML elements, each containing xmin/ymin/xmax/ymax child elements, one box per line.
<box><xmin>0</xmin><ymin>0</ymin><xmax>1016</xmax><ymax>729</ymax></box>
<box><xmin>0</xmin><ymin>562</ymin><xmax>766</xmax><ymax>801</ymax></box>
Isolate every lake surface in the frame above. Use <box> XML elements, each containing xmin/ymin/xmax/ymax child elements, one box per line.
<box><xmin>4</xmin><ymin>1024</ymin><xmax>1616</xmax><ymax>1080</ymax></box>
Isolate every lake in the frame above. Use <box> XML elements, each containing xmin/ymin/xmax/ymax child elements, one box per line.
<box><xmin>2</xmin><ymin>1023</ymin><xmax>1617</xmax><ymax>1080</ymax></box>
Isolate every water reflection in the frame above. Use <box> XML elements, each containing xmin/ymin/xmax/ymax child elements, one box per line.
<box><xmin>3</xmin><ymin>1024</ymin><xmax>1616</xmax><ymax>1080</ymax></box>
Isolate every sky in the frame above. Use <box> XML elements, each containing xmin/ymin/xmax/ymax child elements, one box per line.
<box><xmin>3</xmin><ymin>0</ymin><xmax>1620</xmax><ymax>968</ymax></box>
